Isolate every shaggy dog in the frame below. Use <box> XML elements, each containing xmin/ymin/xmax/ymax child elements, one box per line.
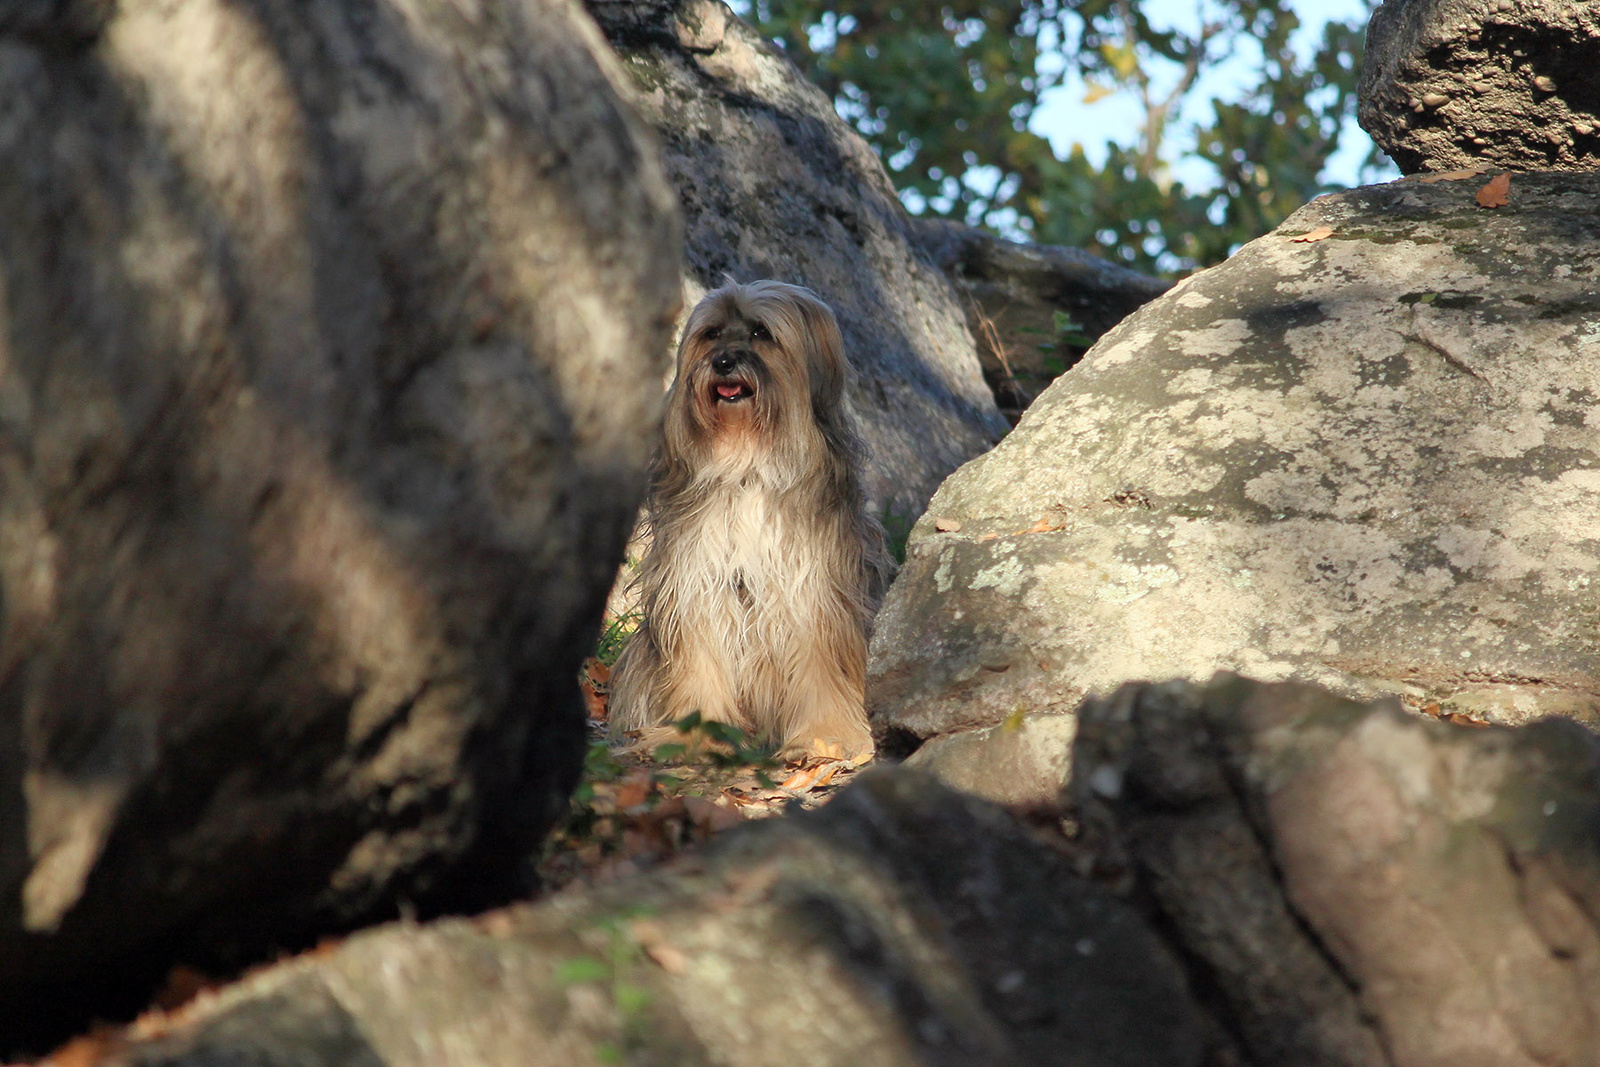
<box><xmin>609</xmin><ymin>280</ymin><xmax>890</xmax><ymax>759</ymax></box>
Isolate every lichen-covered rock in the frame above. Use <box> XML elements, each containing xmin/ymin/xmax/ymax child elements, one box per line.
<box><xmin>1359</xmin><ymin>0</ymin><xmax>1600</xmax><ymax>173</ymax></box>
<box><xmin>1074</xmin><ymin>674</ymin><xmax>1600</xmax><ymax>1066</ymax></box>
<box><xmin>0</xmin><ymin>0</ymin><xmax>679</xmax><ymax>1047</ymax></box>
<box><xmin>114</xmin><ymin>770</ymin><xmax>1207</xmax><ymax>1067</ymax></box>
<box><xmin>901</xmin><ymin>711</ymin><xmax>1076</xmax><ymax>807</ymax></box>
<box><xmin>586</xmin><ymin>0</ymin><xmax>1008</xmax><ymax>518</ymax></box>
<box><xmin>870</xmin><ymin>173</ymin><xmax>1600</xmax><ymax>745</ymax></box>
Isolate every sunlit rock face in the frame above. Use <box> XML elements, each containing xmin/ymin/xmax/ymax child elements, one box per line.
<box><xmin>1359</xmin><ymin>0</ymin><xmax>1600</xmax><ymax>174</ymax></box>
<box><xmin>870</xmin><ymin>173</ymin><xmax>1600</xmax><ymax>747</ymax></box>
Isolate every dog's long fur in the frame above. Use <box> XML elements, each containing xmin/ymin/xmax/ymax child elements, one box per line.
<box><xmin>609</xmin><ymin>280</ymin><xmax>890</xmax><ymax>758</ymax></box>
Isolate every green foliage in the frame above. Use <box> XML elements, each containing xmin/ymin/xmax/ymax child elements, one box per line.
<box><xmin>595</xmin><ymin>612</ymin><xmax>641</xmax><ymax>667</ymax></box>
<box><xmin>662</xmin><ymin>712</ymin><xmax>779</xmax><ymax>782</ymax></box>
<box><xmin>881</xmin><ymin>503</ymin><xmax>914</xmax><ymax>565</ymax></box>
<box><xmin>556</xmin><ymin>915</ymin><xmax>659</xmax><ymax>1059</ymax></box>
<box><xmin>742</xmin><ymin>0</ymin><xmax>1385</xmax><ymax>274</ymax></box>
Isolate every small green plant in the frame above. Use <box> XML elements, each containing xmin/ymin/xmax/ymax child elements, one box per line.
<box><xmin>554</xmin><ymin>912</ymin><xmax>659</xmax><ymax>1061</ymax></box>
<box><xmin>653</xmin><ymin>712</ymin><xmax>778</xmax><ymax>786</ymax></box>
<box><xmin>1035</xmin><ymin>311</ymin><xmax>1096</xmax><ymax>377</ymax></box>
<box><xmin>595</xmin><ymin>611</ymin><xmax>642</xmax><ymax>667</ymax></box>
<box><xmin>881</xmin><ymin>504</ymin><xmax>913</xmax><ymax>565</ymax></box>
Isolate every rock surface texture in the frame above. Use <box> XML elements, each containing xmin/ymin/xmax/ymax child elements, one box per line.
<box><xmin>0</xmin><ymin>0</ymin><xmax>680</xmax><ymax>1046</ymax></box>
<box><xmin>909</xmin><ymin>217</ymin><xmax>1170</xmax><ymax>421</ymax></box>
<box><xmin>1075</xmin><ymin>674</ymin><xmax>1600</xmax><ymax>1067</ymax></box>
<box><xmin>108</xmin><ymin>770</ymin><xmax>1207</xmax><ymax>1067</ymax></box>
<box><xmin>1359</xmin><ymin>0</ymin><xmax>1600</xmax><ymax>173</ymax></box>
<box><xmin>901</xmin><ymin>710</ymin><xmax>1076</xmax><ymax>807</ymax></box>
<box><xmin>586</xmin><ymin>0</ymin><xmax>1009</xmax><ymax>517</ymax></box>
<box><xmin>870</xmin><ymin>173</ymin><xmax>1600</xmax><ymax>745</ymax></box>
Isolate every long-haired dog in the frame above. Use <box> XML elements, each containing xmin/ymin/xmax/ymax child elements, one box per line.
<box><xmin>609</xmin><ymin>280</ymin><xmax>890</xmax><ymax>760</ymax></box>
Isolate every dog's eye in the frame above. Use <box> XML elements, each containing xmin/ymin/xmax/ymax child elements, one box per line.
<box><xmin>701</xmin><ymin>325</ymin><xmax>722</xmax><ymax>341</ymax></box>
<box><xmin>750</xmin><ymin>322</ymin><xmax>772</xmax><ymax>342</ymax></box>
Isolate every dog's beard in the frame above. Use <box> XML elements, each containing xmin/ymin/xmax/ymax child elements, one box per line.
<box><xmin>610</xmin><ymin>281</ymin><xmax>887</xmax><ymax>760</ymax></box>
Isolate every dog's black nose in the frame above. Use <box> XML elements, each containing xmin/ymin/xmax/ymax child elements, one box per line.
<box><xmin>711</xmin><ymin>352</ymin><xmax>740</xmax><ymax>374</ymax></box>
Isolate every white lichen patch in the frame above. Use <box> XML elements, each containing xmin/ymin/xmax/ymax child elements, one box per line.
<box><xmin>1167</xmin><ymin>368</ymin><xmax>1214</xmax><ymax>395</ymax></box>
<box><xmin>1434</xmin><ymin>525</ymin><xmax>1539</xmax><ymax>582</ymax></box>
<box><xmin>1172</xmin><ymin>318</ymin><xmax>1251</xmax><ymax>359</ymax></box>
<box><xmin>970</xmin><ymin>554</ymin><xmax>1028</xmax><ymax>597</ymax></box>
<box><xmin>1463</xmin><ymin>407</ymin><xmax>1554</xmax><ymax>459</ymax></box>
<box><xmin>1088</xmin><ymin>326</ymin><xmax>1157</xmax><ymax>369</ymax></box>
<box><xmin>1506</xmin><ymin>469</ymin><xmax>1600</xmax><ymax>543</ymax></box>
<box><xmin>933</xmin><ymin>546</ymin><xmax>955</xmax><ymax>593</ymax></box>
<box><xmin>1245</xmin><ymin>468</ymin><xmax>1336</xmax><ymax>515</ymax></box>
<box><xmin>1092</xmin><ymin>561</ymin><xmax>1180</xmax><ymax>605</ymax></box>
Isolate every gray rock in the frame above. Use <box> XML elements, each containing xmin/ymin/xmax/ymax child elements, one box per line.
<box><xmin>909</xmin><ymin>217</ymin><xmax>1170</xmax><ymax>421</ymax></box>
<box><xmin>870</xmin><ymin>173</ymin><xmax>1600</xmax><ymax>744</ymax></box>
<box><xmin>587</xmin><ymin>0</ymin><xmax>1009</xmax><ymax>519</ymax></box>
<box><xmin>0</xmin><ymin>0</ymin><xmax>679</xmax><ymax>1046</ymax></box>
<box><xmin>1359</xmin><ymin>0</ymin><xmax>1600</xmax><ymax>173</ymax></box>
<box><xmin>118</xmin><ymin>770</ymin><xmax>1207</xmax><ymax>1067</ymax></box>
<box><xmin>902</xmin><ymin>711</ymin><xmax>1077</xmax><ymax>807</ymax></box>
<box><xmin>1074</xmin><ymin>673</ymin><xmax>1600</xmax><ymax>1066</ymax></box>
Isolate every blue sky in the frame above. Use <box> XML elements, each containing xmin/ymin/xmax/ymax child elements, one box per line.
<box><xmin>1028</xmin><ymin>0</ymin><xmax>1396</xmax><ymax>192</ymax></box>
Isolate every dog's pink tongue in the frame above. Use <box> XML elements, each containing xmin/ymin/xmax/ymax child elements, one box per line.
<box><xmin>716</xmin><ymin>384</ymin><xmax>743</xmax><ymax>399</ymax></box>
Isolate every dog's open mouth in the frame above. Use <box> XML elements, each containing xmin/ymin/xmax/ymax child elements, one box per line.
<box><xmin>712</xmin><ymin>380</ymin><xmax>754</xmax><ymax>403</ymax></box>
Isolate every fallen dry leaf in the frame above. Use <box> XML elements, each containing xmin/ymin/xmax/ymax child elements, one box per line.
<box><xmin>779</xmin><ymin>761</ymin><xmax>840</xmax><ymax>792</ymax></box>
<box><xmin>151</xmin><ymin>965</ymin><xmax>216</xmax><ymax>1013</ymax></box>
<box><xmin>579</xmin><ymin>657</ymin><xmax>610</xmax><ymax>720</ymax></box>
<box><xmin>807</xmin><ymin>738</ymin><xmax>846</xmax><ymax>760</ymax></box>
<box><xmin>613</xmin><ymin>771</ymin><xmax>654</xmax><ymax>810</ymax></box>
<box><xmin>632</xmin><ymin>920</ymin><xmax>689</xmax><ymax>975</ymax></box>
<box><xmin>1417</xmin><ymin>701</ymin><xmax>1490</xmax><ymax>728</ymax></box>
<box><xmin>933</xmin><ymin>517</ymin><xmax>962</xmax><ymax>532</ymax></box>
<box><xmin>683</xmin><ymin>794</ymin><xmax>744</xmax><ymax>832</ymax></box>
<box><xmin>43</xmin><ymin>1030</ymin><xmax>125</xmax><ymax>1067</ymax></box>
<box><xmin>1290</xmin><ymin>225</ymin><xmax>1334</xmax><ymax>243</ymax></box>
<box><xmin>1475</xmin><ymin>172</ymin><xmax>1511</xmax><ymax>208</ymax></box>
<box><xmin>474</xmin><ymin>911</ymin><xmax>518</xmax><ymax>938</ymax></box>
<box><xmin>1417</xmin><ymin>165</ymin><xmax>1489</xmax><ymax>183</ymax></box>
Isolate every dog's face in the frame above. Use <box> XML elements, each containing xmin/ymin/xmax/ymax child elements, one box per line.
<box><xmin>665</xmin><ymin>281</ymin><xmax>846</xmax><ymax>462</ymax></box>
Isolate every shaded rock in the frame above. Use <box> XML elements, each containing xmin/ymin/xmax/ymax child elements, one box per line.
<box><xmin>0</xmin><ymin>0</ymin><xmax>679</xmax><ymax>1048</ymax></box>
<box><xmin>112</xmin><ymin>769</ymin><xmax>1207</xmax><ymax>1067</ymax></box>
<box><xmin>587</xmin><ymin>0</ymin><xmax>1009</xmax><ymax>519</ymax></box>
<box><xmin>1359</xmin><ymin>0</ymin><xmax>1600</xmax><ymax>173</ymax></box>
<box><xmin>1074</xmin><ymin>673</ymin><xmax>1600</xmax><ymax>1066</ymax></box>
<box><xmin>869</xmin><ymin>173</ymin><xmax>1600</xmax><ymax>745</ymax></box>
<box><xmin>901</xmin><ymin>711</ymin><xmax>1076</xmax><ymax>808</ymax></box>
<box><xmin>909</xmin><ymin>217</ymin><xmax>1170</xmax><ymax>421</ymax></box>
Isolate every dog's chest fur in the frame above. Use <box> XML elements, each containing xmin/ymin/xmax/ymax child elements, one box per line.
<box><xmin>660</xmin><ymin>474</ymin><xmax>826</xmax><ymax>664</ymax></box>
<box><xmin>684</xmin><ymin>479</ymin><xmax>790</xmax><ymax>605</ymax></box>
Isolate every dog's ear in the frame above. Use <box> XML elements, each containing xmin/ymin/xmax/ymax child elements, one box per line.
<box><xmin>787</xmin><ymin>290</ymin><xmax>846</xmax><ymax>406</ymax></box>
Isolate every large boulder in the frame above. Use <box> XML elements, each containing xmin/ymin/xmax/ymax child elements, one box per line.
<box><xmin>106</xmin><ymin>770</ymin><xmax>1207</xmax><ymax>1067</ymax></box>
<box><xmin>870</xmin><ymin>172</ymin><xmax>1600</xmax><ymax>748</ymax></box>
<box><xmin>1074</xmin><ymin>674</ymin><xmax>1600</xmax><ymax>1066</ymax></box>
<box><xmin>1359</xmin><ymin>0</ymin><xmax>1600</xmax><ymax>173</ymax></box>
<box><xmin>0</xmin><ymin>0</ymin><xmax>679</xmax><ymax>1047</ymax></box>
<box><xmin>586</xmin><ymin>0</ymin><xmax>1009</xmax><ymax>519</ymax></box>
